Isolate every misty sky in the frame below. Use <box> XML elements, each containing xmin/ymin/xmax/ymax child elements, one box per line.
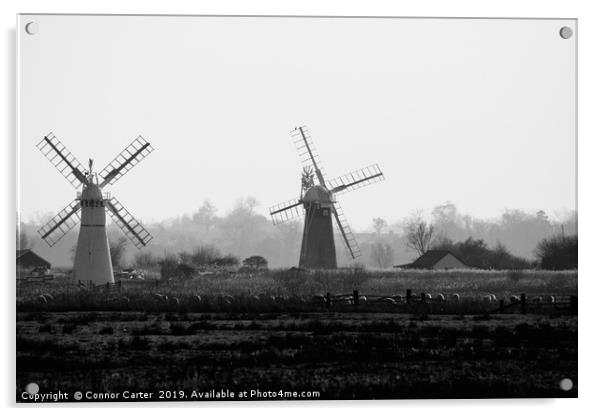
<box><xmin>18</xmin><ymin>15</ymin><xmax>576</xmax><ymax>230</ymax></box>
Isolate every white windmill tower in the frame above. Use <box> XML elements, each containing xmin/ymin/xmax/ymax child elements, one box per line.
<box><xmin>269</xmin><ymin>126</ymin><xmax>385</xmax><ymax>269</ymax></box>
<box><xmin>36</xmin><ymin>133</ymin><xmax>154</xmax><ymax>284</ymax></box>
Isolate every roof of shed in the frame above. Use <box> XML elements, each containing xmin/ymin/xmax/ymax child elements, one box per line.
<box><xmin>394</xmin><ymin>250</ymin><xmax>467</xmax><ymax>269</ymax></box>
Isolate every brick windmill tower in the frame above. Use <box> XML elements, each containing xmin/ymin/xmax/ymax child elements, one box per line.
<box><xmin>270</xmin><ymin>126</ymin><xmax>385</xmax><ymax>269</ymax></box>
<box><xmin>36</xmin><ymin>133</ymin><xmax>154</xmax><ymax>284</ymax></box>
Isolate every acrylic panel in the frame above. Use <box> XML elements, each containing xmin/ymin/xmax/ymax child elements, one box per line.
<box><xmin>17</xmin><ymin>14</ymin><xmax>577</xmax><ymax>402</ymax></box>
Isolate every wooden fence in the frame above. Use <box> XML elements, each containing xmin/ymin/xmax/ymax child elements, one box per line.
<box><xmin>78</xmin><ymin>279</ymin><xmax>161</xmax><ymax>291</ymax></box>
<box><xmin>20</xmin><ymin>280</ymin><xmax>577</xmax><ymax>315</ymax></box>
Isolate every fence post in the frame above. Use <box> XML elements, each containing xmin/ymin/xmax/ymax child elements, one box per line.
<box><xmin>118</xmin><ymin>280</ymin><xmax>122</xmax><ymax>292</ymax></box>
<box><xmin>106</xmin><ymin>282</ymin><xmax>110</xmax><ymax>290</ymax></box>
<box><xmin>326</xmin><ymin>292</ymin><xmax>331</xmax><ymax>308</ymax></box>
<box><xmin>520</xmin><ymin>293</ymin><xmax>526</xmax><ymax>314</ymax></box>
<box><xmin>406</xmin><ymin>289</ymin><xmax>412</xmax><ymax>304</ymax></box>
<box><xmin>353</xmin><ymin>290</ymin><xmax>359</xmax><ymax>306</ymax></box>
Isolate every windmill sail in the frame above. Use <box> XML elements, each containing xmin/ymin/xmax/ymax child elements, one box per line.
<box><xmin>106</xmin><ymin>197</ymin><xmax>153</xmax><ymax>249</ymax></box>
<box><xmin>269</xmin><ymin>198</ymin><xmax>304</xmax><ymax>225</ymax></box>
<box><xmin>36</xmin><ymin>133</ymin><xmax>88</xmax><ymax>188</ymax></box>
<box><xmin>291</xmin><ymin>126</ymin><xmax>327</xmax><ymax>185</ymax></box>
<box><xmin>332</xmin><ymin>201</ymin><xmax>361</xmax><ymax>259</ymax></box>
<box><xmin>37</xmin><ymin>199</ymin><xmax>81</xmax><ymax>246</ymax></box>
<box><xmin>327</xmin><ymin>164</ymin><xmax>384</xmax><ymax>195</ymax></box>
<box><xmin>99</xmin><ymin>136</ymin><xmax>154</xmax><ymax>187</ymax></box>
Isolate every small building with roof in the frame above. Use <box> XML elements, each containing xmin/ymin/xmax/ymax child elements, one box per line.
<box><xmin>17</xmin><ymin>249</ymin><xmax>51</xmax><ymax>277</ymax></box>
<box><xmin>394</xmin><ymin>250</ymin><xmax>469</xmax><ymax>270</ymax></box>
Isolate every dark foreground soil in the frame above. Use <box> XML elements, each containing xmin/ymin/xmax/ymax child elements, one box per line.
<box><xmin>16</xmin><ymin>311</ymin><xmax>577</xmax><ymax>401</ymax></box>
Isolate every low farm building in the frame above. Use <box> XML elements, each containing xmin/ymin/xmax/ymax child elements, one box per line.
<box><xmin>17</xmin><ymin>249</ymin><xmax>51</xmax><ymax>277</ymax></box>
<box><xmin>394</xmin><ymin>250</ymin><xmax>469</xmax><ymax>270</ymax></box>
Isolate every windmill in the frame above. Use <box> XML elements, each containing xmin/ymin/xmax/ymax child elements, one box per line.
<box><xmin>269</xmin><ymin>126</ymin><xmax>385</xmax><ymax>269</ymax></box>
<box><xmin>36</xmin><ymin>133</ymin><xmax>154</xmax><ymax>284</ymax></box>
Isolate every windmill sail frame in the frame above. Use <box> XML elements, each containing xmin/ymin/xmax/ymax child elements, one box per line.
<box><xmin>328</xmin><ymin>164</ymin><xmax>385</xmax><ymax>195</ymax></box>
<box><xmin>332</xmin><ymin>201</ymin><xmax>361</xmax><ymax>259</ymax></box>
<box><xmin>291</xmin><ymin>126</ymin><xmax>327</xmax><ymax>185</ymax></box>
<box><xmin>36</xmin><ymin>133</ymin><xmax>88</xmax><ymax>188</ymax></box>
<box><xmin>37</xmin><ymin>199</ymin><xmax>81</xmax><ymax>246</ymax></box>
<box><xmin>269</xmin><ymin>198</ymin><xmax>304</xmax><ymax>225</ymax></box>
<box><xmin>99</xmin><ymin>136</ymin><xmax>154</xmax><ymax>187</ymax></box>
<box><xmin>106</xmin><ymin>196</ymin><xmax>153</xmax><ymax>249</ymax></box>
<box><xmin>36</xmin><ymin>133</ymin><xmax>154</xmax><ymax>252</ymax></box>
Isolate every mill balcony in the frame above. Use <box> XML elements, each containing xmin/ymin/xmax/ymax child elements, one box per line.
<box><xmin>75</xmin><ymin>191</ymin><xmax>111</xmax><ymax>200</ymax></box>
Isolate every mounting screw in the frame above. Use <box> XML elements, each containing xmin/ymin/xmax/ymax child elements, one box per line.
<box><xmin>25</xmin><ymin>22</ymin><xmax>38</xmax><ymax>35</ymax></box>
<box><xmin>559</xmin><ymin>378</ymin><xmax>573</xmax><ymax>391</ymax></box>
<box><xmin>559</xmin><ymin>26</ymin><xmax>573</xmax><ymax>39</ymax></box>
<box><xmin>25</xmin><ymin>382</ymin><xmax>39</xmax><ymax>394</ymax></box>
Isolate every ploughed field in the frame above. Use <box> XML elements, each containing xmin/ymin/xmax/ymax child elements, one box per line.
<box><xmin>17</xmin><ymin>311</ymin><xmax>577</xmax><ymax>400</ymax></box>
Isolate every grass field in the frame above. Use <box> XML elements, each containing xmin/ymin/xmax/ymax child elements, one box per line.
<box><xmin>16</xmin><ymin>268</ymin><xmax>578</xmax><ymax>401</ymax></box>
<box><xmin>16</xmin><ymin>311</ymin><xmax>577</xmax><ymax>400</ymax></box>
<box><xmin>17</xmin><ymin>268</ymin><xmax>577</xmax><ymax>303</ymax></box>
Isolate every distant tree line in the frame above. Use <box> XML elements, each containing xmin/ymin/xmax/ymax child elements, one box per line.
<box><xmin>129</xmin><ymin>245</ymin><xmax>240</xmax><ymax>280</ymax></box>
<box><xmin>19</xmin><ymin>199</ymin><xmax>577</xmax><ymax>271</ymax></box>
<box><xmin>398</xmin><ymin>204</ymin><xmax>577</xmax><ymax>270</ymax></box>
<box><xmin>16</xmin><ymin>222</ymin><xmax>32</xmax><ymax>250</ymax></box>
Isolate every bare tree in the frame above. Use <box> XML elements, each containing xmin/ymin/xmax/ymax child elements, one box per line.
<box><xmin>370</xmin><ymin>242</ymin><xmax>394</xmax><ymax>268</ymax></box>
<box><xmin>16</xmin><ymin>227</ymin><xmax>32</xmax><ymax>250</ymax></box>
<box><xmin>403</xmin><ymin>214</ymin><xmax>435</xmax><ymax>257</ymax></box>
<box><xmin>133</xmin><ymin>251</ymin><xmax>159</xmax><ymax>269</ymax></box>
<box><xmin>372</xmin><ymin>217</ymin><xmax>387</xmax><ymax>235</ymax></box>
<box><xmin>192</xmin><ymin>199</ymin><xmax>217</xmax><ymax>233</ymax></box>
<box><xmin>109</xmin><ymin>236</ymin><xmax>129</xmax><ymax>269</ymax></box>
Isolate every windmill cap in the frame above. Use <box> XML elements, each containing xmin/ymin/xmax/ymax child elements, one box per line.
<box><xmin>303</xmin><ymin>185</ymin><xmax>332</xmax><ymax>203</ymax></box>
<box><xmin>80</xmin><ymin>183</ymin><xmax>102</xmax><ymax>199</ymax></box>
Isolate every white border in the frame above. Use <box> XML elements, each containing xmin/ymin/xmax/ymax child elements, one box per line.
<box><xmin>3</xmin><ymin>1</ymin><xmax>601</xmax><ymax>414</ymax></box>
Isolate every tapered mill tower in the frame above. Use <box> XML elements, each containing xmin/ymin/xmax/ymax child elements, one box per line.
<box><xmin>270</xmin><ymin>126</ymin><xmax>385</xmax><ymax>269</ymax></box>
<box><xmin>72</xmin><ymin>160</ymin><xmax>113</xmax><ymax>283</ymax></box>
<box><xmin>299</xmin><ymin>184</ymin><xmax>337</xmax><ymax>269</ymax></box>
<box><xmin>37</xmin><ymin>133</ymin><xmax>154</xmax><ymax>285</ymax></box>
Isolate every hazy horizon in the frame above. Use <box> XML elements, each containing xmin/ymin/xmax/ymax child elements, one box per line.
<box><xmin>20</xmin><ymin>198</ymin><xmax>578</xmax><ymax>235</ymax></box>
<box><xmin>18</xmin><ymin>197</ymin><xmax>578</xmax><ymax>269</ymax></box>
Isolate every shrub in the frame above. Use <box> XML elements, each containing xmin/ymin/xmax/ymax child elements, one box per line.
<box><xmin>214</xmin><ymin>255</ymin><xmax>240</xmax><ymax>267</ymax></box>
<box><xmin>109</xmin><ymin>237</ymin><xmax>128</xmax><ymax>269</ymax></box>
<box><xmin>133</xmin><ymin>251</ymin><xmax>159</xmax><ymax>270</ymax></box>
<box><xmin>190</xmin><ymin>245</ymin><xmax>222</xmax><ymax>266</ymax></box>
<box><xmin>242</xmin><ymin>256</ymin><xmax>268</xmax><ymax>269</ymax></box>
<box><xmin>536</xmin><ymin>234</ymin><xmax>578</xmax><ymax>270</ymax></box>
<box><xmin>159</xmin><ymin>255</ymin><xmax>179</xmax><ymax>281</ymax></box>
<box><xmin>158</xmin><ymin>248</ymin><xmax>241</xmax><ymax>280</ymax></box>
<box><xmin>175</xmin><ymin>263</ymin><xmax>197</xmax><ymax>279</ymax></box>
